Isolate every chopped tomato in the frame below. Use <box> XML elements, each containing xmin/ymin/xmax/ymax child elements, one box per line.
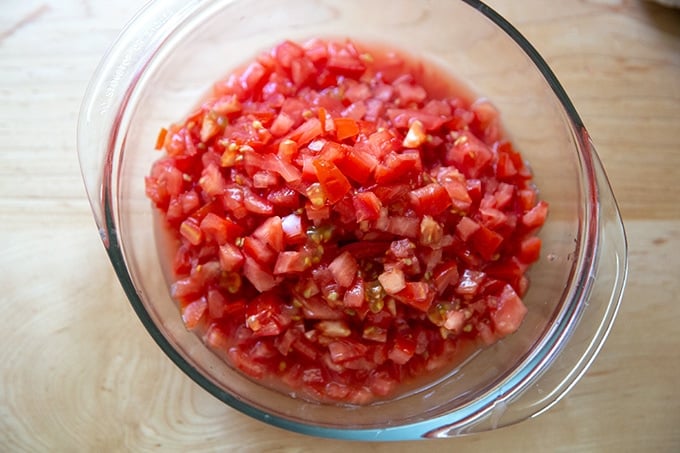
<box><xmin>491</xmin><ymin>285</ymin><xmax>528</xmax><ymax>336</ymax></box>
<box><xmin>328</xmin><ymin>251</ymin><xmax>358</xmax><ymax>288</ymax></box>
<box><xmin>335</xmin><ymin>144</ymin><xmax>377</xmax><ymax>185</ymax></box>
<box><xmin>333</xmin><ymin>117</ymin><xmax>360</xmax><ymax>141</ymax></box>
<box><xmin>147</xmin><ymin>38</ymin><xmax>547</xmax><ymax>405</ymax></box>
<box><xmin>409</xmin><ymin>183</ymin><xmax>452</xmax><ymax>216</ymax></box>
<box><xmin>181</xmin><ymin>298</ymin><xmax>207</xmax><ymax>330</ymax></box>
<box><xmin>312</xmin><ymin>159</ymin><xmax>352</xmax><ymax>204</ymax></box>
<box><xmin>353</xmin><ymin>191</ymin><xmax>382</xmax><ymax>222</ymax></box>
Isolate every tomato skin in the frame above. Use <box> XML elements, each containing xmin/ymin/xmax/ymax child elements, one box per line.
<box><xmin>522</xmin><ymin>200</ymin><xmax>549</xmax><ymax>229</ymax></box>
<box><xmin>446</xmin><ymin>131</ymin><xmax>493</xmax><ymax>178</ymax></box>
<box><xmin>148</xmin><ymin>38</ymin><xmax>547</xmax><ymax>405</ymax></box>
<box><xmin>181</xmin><ymin>297</ymin><xmax>207</xmax><ymax>330</ymax></box>
<box><xmin>353</xmin><ymin>191</ymin><xmax>382</xmax><ymax>222</ymax></box>
<box><xmin>471</xmin><ymin>224</ymin><xmax>504</xmax><ymax>260</ymax></box>
<box><xmin>394</xmin><ymin>282</ymin><xmax>435</xmax><ymax>312</ymax></box>
<box><xmin>328</xmin><ymin>251</ymin><xmax>358</xmax><ymax>288</ymax></box>
<box><xmin>374</xmin><ymin>150</ymin><xmax>422</xmax><ymax>185</ymax></box>
<box><xmin>242</xmin><ymin>254</ymin><xmax>277</xmax><ymax>292</ymax></box>
<box><xmin>518</xmin><ymin>236</ymin><xmax>542</xmax><ymax>264</ymax></box>
<box><xmin>246</xmin><ymin>292</ymin><xmax>287</xmax><ymax>337</ymax></box>
<box><xmin>333</xmin><ymin>117</ymin><xmax>361</xmax><ymax>141</ymax></box>
<box><xmin>409</xmin><ymin>183</ymin><xmax>452</xmax><ymax>216</ymax></box>
<box><xmin>491</xmin><ymin>285</ymin><xmax>528</xmax><ymax>335</ymax></box>
<box><xmin>388</xmin><ymin>336</ymin><xmax>417</xmax><ymax>365</ymax></box>
<box><xmin>335</xmin><ymin>144</ymin><xmax>377</xmax><ymax>185</ymax></box>
<box><xmin>200</xmin><ymin>213</ymin><xmax>244</xmax><ymax>245</ymax></box>
<box><xmin>219</xmin><ymin>242</ymin><xmax>244</xmax><ymax>272</ymax></box>
<box><xmin>312</xmin><ymin>159</ymin><xmax>352</xmax><ymax>204</ymax></box>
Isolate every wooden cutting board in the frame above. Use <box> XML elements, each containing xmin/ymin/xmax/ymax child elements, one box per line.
<box><xmin>1</xmin><ymin>0</ymin><xmax>678</xmax><ymax>450</ymax></box>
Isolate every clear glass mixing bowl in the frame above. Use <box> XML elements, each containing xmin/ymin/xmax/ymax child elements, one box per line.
<box><xmin>77</xmin><ymin>0</ymin><xmax>627</xmax><ymax>440</ymax></box>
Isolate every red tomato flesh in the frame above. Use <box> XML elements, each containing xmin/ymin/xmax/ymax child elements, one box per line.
<box><xmin>146</xmin><ymin>38</ymin><xmax>547</xmax><ymax>404</ymax></box>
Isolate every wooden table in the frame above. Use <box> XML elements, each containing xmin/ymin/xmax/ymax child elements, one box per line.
<box><xmin>2</xmin><ymin>1</ymin><xmax>678</xmax><ymax>451</ymax></box>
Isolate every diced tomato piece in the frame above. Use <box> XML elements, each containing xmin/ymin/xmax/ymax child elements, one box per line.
<box><xmin>228</xmin><ymin>347</ymin><xmax>265</xmax><ymax>378</ymax></box>
<box><xmin>221</xmin><ymin>186</ymin><xmax>247</xmax><ymax>219</ymax></box>
<box><xmin>335</xmin><ymin>144</ymin><xmax>378</xmax><ymax>185</ymax></box>
<box><xmin>343</xmin><ymin>278</ymin><xmax>365</xmax><ymax>308</ymax></box>
<box><xmin>374</xmin><ymin>150</ymin><xmax>422</xmax><ymax>185</ymax></box>
<box><xmin>378</xmin><ymin>268</ymin><xmax>406</xmax><ymax>295</ymax></box>
<box><xmin>155</xmin><ymin>127</ymin><xmax>168</xmax><ymax>150</ymax></box>
<box><xmin>312</xmin><ymin>159</ymin><xmax>352</xmax><ymax>204</ymax></box>
<box><xmin>328</xmin><ymin>339</ymin><xmax>368</xmax><ymax>363</ymax></box>
<box><xmin>387</xmin><ymin>108</ymin><xmax>446</xmax><ymax>131</ymax></box>
<box><xmin>252</xmin><ymin>170</ymin><xmax>277</xmax><ymax>188</ymax></box>
<box><xmin>207</xmin><ymin>289</ymin><xmax>228</xmax><ymax>319</ymax></box>
<box><xmin>326</xmin><ymin>53</ymin><xmax>366</xmax><ymax>78</ymax></box>
<box><xmin>275</xmin><ymin>142</ymin><xmax>297</xmax><ymax>168</ymax></box>
<box><xmin>171</xmin><ymin>276</ymin><xmax>202</xmax><ymax>302</ymax></box>
<box><xmin>433</xmin><ymin>261</ymin><xmax>459</xmax><ymax>295</ymax></box>
<box><xmin>522</xmin><ymin>200</ymin><xmax>549</xmax><ymax>229</ymax></box>
<box><xmin>180</xmin><ymin>218</ymin><xmax>203</xmax><ymax>246</ymax></box>
<box><xmin>456</xmin><ymin>216</ymin><xmax>480</xmax><ymax>242</ymax></box>
<box><xmin>288</xmin><ymin>118</ymin><xmax>323</xmax><ymax>146</ymax></box>
<box><xmin>291</xmin><ymin>57</ymin><xmax>316</xmax><ymax>87</ymax></box>
<box><xmin>199</xmin><ymin>163</ymin><xmax>226</xmax><ymax>197</ymax></box>
<box><xmin>242</xmin><ymin>236</ymin><xmax>276</xmax><ymax>265</ymax></box>
<box><xmin>274</xmin><ymin>251</ymin><xmax>308</xmax><ymax>275</ymax></box>
<box><xmin>242</xmin><ymin>254</ymin><xmax>277</xmax><ymax>292</ymax></box>
<box><xmin>273</xmin><ymin>40</ymin><xmax>305</xmax><ymax>68</ymax></box>
<box><xmin>485</xmin><ymin>258</ymin><xmax>524</xmax><ymax>293</ymax></box>
<box><xmin>353</xmin><ymin>191</ymin><xmax>383</xmax><ymax>222</ymax></box>
<box><xmin>240</xmin><ymin>61</ymin><xmax>268</xmax><ymax>93</ymax></box>
<box><xmin>204</xmin><ymin>325</ymin><xmax>229</xmax><ymax>351</ymax></box>
<box><xmin>395</xmin><ymin>81</ymin><xmax>427</xmax><ymax>105</ymax></box>
<box><xmin>471</xmin><ymin>224</ymin><xmax>504</xmax><ymax>260</ymax></box>
<box><xmin>383</xmin><ymin>215</ymin><xmax>419</xmax><ymax>239</ymax></box>
<box><xmin>252</xmin><ymin>216</ymin><xmax>284</xmax><ymax>252</ymax></box>
<box><xmin>496</xmin><ymin>150</ymin><xmax>518</xmax><ymax>180</ymax></box>
<box><xmin>219</xmin><ymin>242</ymin><xmax>245</xmax><ymax>272</ymax></box>
<box><xmin>409</xmin><ymin>183</ymin><xmax>452</xmax><ymax>216</ymax></box>
<box><xmin>518</xmin><ymin>236</ymin><xmax>542</xmax><ymax>264</ymax></box>
<box><xmin>372</xmin><ymin>184</ymin><xmax>410</xmax><ymax>204</ymax></box>
<box><xmin>200</xmin><ymin>213</ymin><xmax>244</xmax><ymax>245</ymax></box>
<box><xmin>305</xmin><ymin>202</ymin><xmax>331</xmax><ymax>223</ymax></box>
<box><xmin>366</xmin><ymin>129</ymin><xmax>399</xmax><ymax>158</ymax></box>
<box><xmin>455</xmin><ymin>269</ymin><xmax>486</xmax><ymax>296</ymax></box>
<box><xmin>334</xmin><ymin>117</ymin><xmax>360</xmax><ymax>141</ymax></box>
<box><xmin>266</xmin><ymin>186</ymin><xmax>299</xmax><ymax>209</ymax></box>
<box><xmin>491</xmin><ymin>285</ymin><xmax>528</xmax><ymax>336</ymax></box>
<box><xmin>388</xmin><ymin>336</ymin><xmax>417</xmax><ymax>365</ymax></box>
<box><xmin>518</xmin><ymin>189</ymin><xmax>537</xmax><ymax>211</ymax></box>
<box><xmin>328</xmin><ymin>251</ymin><xmax>358</xmax><ymax>288</ymax></box>
<box><xmin>181</xmin><ymin>297</ymin><xmax>207</xmax><ymax>329</ymax></box>
<box><xmin>471</xmin><ymin>99</ymin><xmax>501</xmax><ymax>144</ymax></box>
<box><xmin>466</xmin><ymin>178</ymin><xmax>483</xmax><ymax>204</ymax></box>
<box><xmin>243</xmin><ymin>188</ymin><xmax>274</xmax><ymax>215</ymax></box>
<box><xmin>246</xmin><ymin>291</ymin><xmax>285</xmax><ymax>337</ymax></box>
<box><xmin>281</xmin><ymin>213</ymin><xmax>306</xmax><ymax>244</ymax></box>
<box><xmin>446</xmin><ymin>131</ymin><xmax>493</xmax><ymax>178</ymax></box>
<box><xmin>270</xmin><ymin>112</ymin><xmax>295</xmax><ymax>137</ymax></box>
<box><xmin>394</xmin><ymin>282</ymin><xmax>434</xmax><ymax>312</ymax></box>
<box><xmin>262</xmin><ymin>154</ymin><xmax>302</xmax><ymax>183</ymax></box>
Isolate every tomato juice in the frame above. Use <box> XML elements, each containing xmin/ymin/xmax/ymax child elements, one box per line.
<box><xmin>145</xmin><ymin>38</ymin><xmax>548</xmax><ymax>404</ymax></box>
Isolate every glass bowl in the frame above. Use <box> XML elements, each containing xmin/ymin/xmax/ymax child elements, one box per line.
<box><xmin>77</xmin><ymin>0</ymin><xmax>627</xmax><ymax>441</ymax></box>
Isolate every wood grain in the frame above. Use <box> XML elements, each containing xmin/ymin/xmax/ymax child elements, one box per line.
<box><xmin>1</xmin><ymin>0</ymin><xmax>679</xmax><ymax>451</ymax></box>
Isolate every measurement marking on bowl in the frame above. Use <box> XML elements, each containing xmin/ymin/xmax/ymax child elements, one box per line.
<box><xmin>99</xmin><ymin>8</ymin><xmax>176</xmax><ymax>116</ymax></box>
